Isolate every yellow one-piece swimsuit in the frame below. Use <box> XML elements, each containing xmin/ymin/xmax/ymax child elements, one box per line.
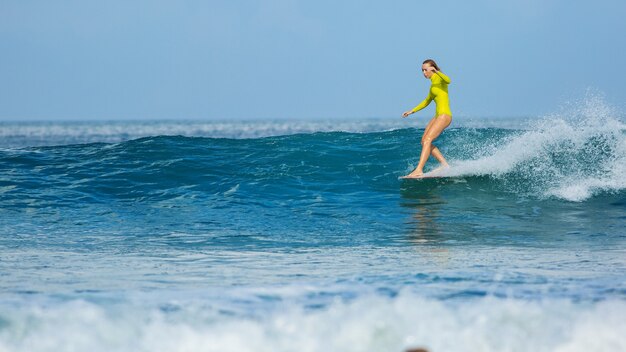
<box><xmin>410</xmin><ymin>71</ymin><xmax>452</xmax><ymax>117</ymax></box>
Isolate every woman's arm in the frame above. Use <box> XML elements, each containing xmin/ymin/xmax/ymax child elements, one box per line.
<box><xmin>433</xmin><ymin>70</ymin><xmax>451</xmax><ymax>84</ymax></box>
<box><xmin>403</xmin><ymin>93</ymin><xmax>434</xmax><ymax>117</ymax></box>
<box><xmin>411</xmin><ymin>95</ymin><xmax>434</xmax><ymax>113</ymax></box>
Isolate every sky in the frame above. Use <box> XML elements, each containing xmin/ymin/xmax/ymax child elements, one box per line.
<box><xmin>0</xmin><ymin>0</ymin><xmax>625</xmax><ymax>121</ymax></box>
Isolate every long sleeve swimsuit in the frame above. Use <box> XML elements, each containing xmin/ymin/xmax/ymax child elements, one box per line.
<box><xmin>410</xmin><ymin>71</ymin><xmax>452</xmax><ymax>117</ymax></box>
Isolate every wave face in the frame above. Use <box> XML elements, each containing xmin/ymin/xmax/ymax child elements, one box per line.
<box><xmin>1</xmin><ymin>103</ymin><xmax>624</xmax><ymax>207</ymax></box>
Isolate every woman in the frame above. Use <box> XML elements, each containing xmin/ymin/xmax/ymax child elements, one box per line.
<box><xmin>401</xmin><ymin>59</ymin><xmax>452</xmax><ymax>178</ymax></box>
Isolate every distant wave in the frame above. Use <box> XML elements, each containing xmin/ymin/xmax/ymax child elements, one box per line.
<box><xmin>0</xmin><ymin>117</ymin><xmax>532</xmax><ymax>148</ymax></box>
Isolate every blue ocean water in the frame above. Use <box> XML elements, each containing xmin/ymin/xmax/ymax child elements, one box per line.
<box><xmin>1</xmin><ymin>99</ymin><xmax>625</xmax><ymax>351</ymax></box>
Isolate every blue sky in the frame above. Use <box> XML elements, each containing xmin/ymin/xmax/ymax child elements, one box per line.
<box><xmin>1</xmin><ymin>0</ymin><xmax>625</xmax><ymax>121</ymax></box>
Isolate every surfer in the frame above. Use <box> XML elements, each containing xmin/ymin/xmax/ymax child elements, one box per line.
<box><xmin>401</xmin><ymin>59</ymin><xmax>452</xmax><ymax>178</ymax></box>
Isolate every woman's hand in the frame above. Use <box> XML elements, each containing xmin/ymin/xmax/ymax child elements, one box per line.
<box><xmin>402</xmin><ymin>111</ymin><xmax>412</xmax><ymax>118</ymax></box>
<box><xmin>429</xmin><ymin>66</ymin><xmax>437</xmax><ymax>73</ymax></box>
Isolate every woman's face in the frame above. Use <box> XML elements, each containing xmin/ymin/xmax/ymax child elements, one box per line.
<box><xmin>422</xmin><ymin>64</ymin><xmax>434</xmax><ymax>79</ymax></box>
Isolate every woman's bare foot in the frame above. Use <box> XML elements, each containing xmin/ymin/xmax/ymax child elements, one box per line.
<box><xmin>400</xmin><ymin>170</ymin><xmax>424</xmax><ymax>179</ymax></box>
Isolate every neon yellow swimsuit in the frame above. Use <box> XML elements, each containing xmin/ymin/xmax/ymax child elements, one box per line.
<box><xmin>410</xmin><ymin>71</ymin><xmax>452</xmax><ymax>117</ymax></box>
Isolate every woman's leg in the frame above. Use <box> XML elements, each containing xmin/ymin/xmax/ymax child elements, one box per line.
<box><xmin>417</xmin><ymin>114</ymin><xmax>451</xmax><ymax>171</ymax></box>
<box><xmin>407</xmin><ymin>114</ymin><xmax>451</xmax><ymax>176</ymax></box>
<box><xmin>422</xmin><ymin>116</ymin><xmax>438</xmax><ymax>143</ymax></box>
<box><xmin>430</xmin><ymin>146</ymin><xmax>448</xmax><ymax>165</ymax></box>
<box><xmin>421</xmin><ymin>118</ymin><xmax>447</xmax><ymax>164</ymax></box>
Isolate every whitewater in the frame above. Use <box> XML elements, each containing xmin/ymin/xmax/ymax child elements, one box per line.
<box><xmin>0</xmin><ymin>96</ymin><xmax>624</xmax><ymax>352</ymax></box>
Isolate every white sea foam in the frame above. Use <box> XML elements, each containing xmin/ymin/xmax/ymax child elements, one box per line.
<box><xmin>0</xmin><ymin>292</ymin><xmax>624</xmax><ymax>352</ymax></box>
<box><xmin>444</xmin><ymin>94</ymin><xmax>626</xmax><ymax>201</ymax></box>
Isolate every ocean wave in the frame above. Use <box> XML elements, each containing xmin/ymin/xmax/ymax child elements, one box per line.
<box><xmin>1</xmin><ymin>98</ymin><xmax>624</xmax><ymax>203</ymax></box>
<box><xmin>0</xmin><ymin>291</ymin><xmax>624</xmax><ymax>352</ymax></box>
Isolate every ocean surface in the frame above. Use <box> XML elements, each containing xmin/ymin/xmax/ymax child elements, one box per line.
<box><xmin>1</xmin><ymin>98</ymin><xmax>625</xmax><ymax>352</ymax></box>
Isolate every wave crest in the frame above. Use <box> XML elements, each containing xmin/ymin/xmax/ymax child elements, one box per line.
<box><xmin>444</xmin><ymin>95</ymin><xmax>626</xmax><ymax>201</ymax></box>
